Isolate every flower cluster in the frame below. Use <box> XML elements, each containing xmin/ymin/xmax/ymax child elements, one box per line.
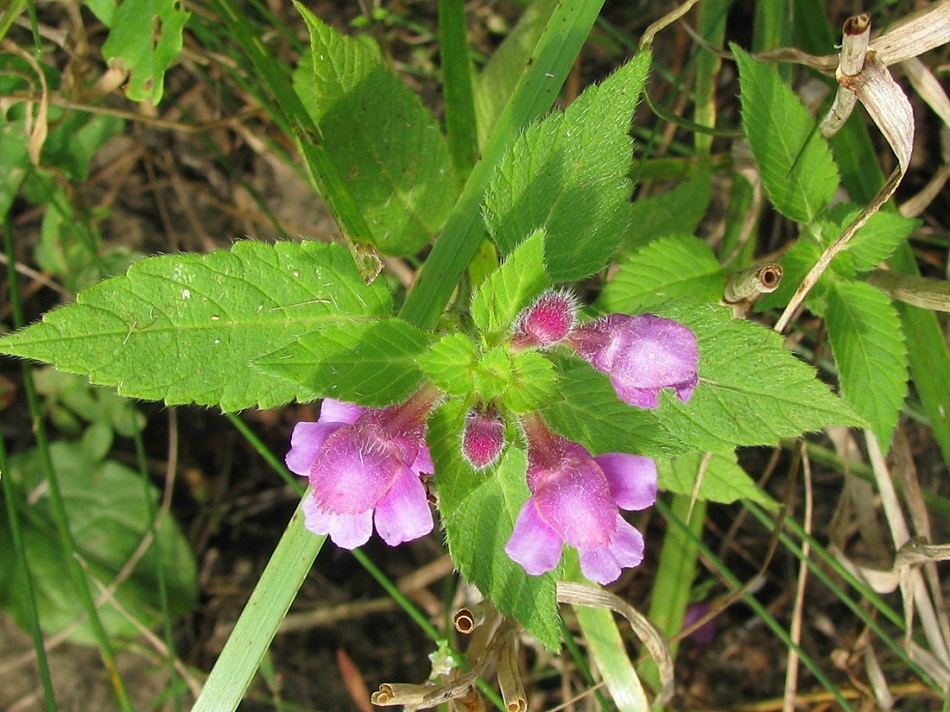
<box><xmin>286</xmin><ymin>290</ymin><xmax>699</xmax><ymax>584</ymax></box>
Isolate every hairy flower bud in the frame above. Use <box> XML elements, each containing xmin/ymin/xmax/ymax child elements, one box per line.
<box><xmin>462</xmin><ymin>407</ymin><xmax>506</xmax><ymax>470</ymax></box>
<box><xmin>285</xmin><ymin>388</ymin><xmax>440</xmax><ymax>549</ymax></box>
<box><xmin>512</xmin><ymin>290</ymin><xmax>578</xmax><ymax>349</ymax></box>
<box><xmin>568</xmin><ymin>313</ymin><xmax>698</xmax><ymax>408</ymax></box>
<box><xmin>504</xmin><ymin>414</ymin><xmax>657</xmax><ymax>584</ymax></box>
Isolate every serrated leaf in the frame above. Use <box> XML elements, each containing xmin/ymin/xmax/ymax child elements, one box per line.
<box><xmin>733</xmin><ymin>45</ymin><xmax>839</xmax><ymax>223</ymax></box>
<box><xmin>826</xmin><ymin>281</ymin><xmax>908</xmax><ymax>450</ymax></box>
<box><xmin>503</xmin><ymin>351</ymin><xmax>558</xmax><ymax>413</ymax></box>
<box><xmin>417</xmin><ymin>333</ymin><xmax>479</xmax><ymax>396</ymax></box>
<box><xmin>484</xmin><ymin>52</ymin><xmax>651</xmax><ymax>281</ymax></box>
<box><xmin>546</xmin><ymin>304</ymin><xmax>863</xmax><ymax>456</ymax></box>
<box><xmin>658</xmin><ymin>451</ymin><xmax>776</xmax><ymax>507</ymax></box>
<box><xmin>0</xmin><ymin>241</ymin><xmax>392</xmax><ymax>411</ymax></box>
<box><xmin>430</xmin><ymin>400</ymin><xmax>560</xmax><ymax>649</ymax></box>
<box><xmin>87</xmin><ymin>0</ymin><xmax>189</xmax><ymax>104</ymax></box>
<box><xmin>600</xmin><ymin>235</ymin><xmax>724</xmax><ymax>314</ymax></box>
<box><xmin>253</xmin><ymin>319</ymin><xmax>430</xmax><ymax>406</ymax></box>
<box><xmin>622</xmin><ymin>172</ymin><xmax>712</xmax><ymax>254</ymax></box>
<box><xmin>295</xmin><ymin>7</ymin><xmax>455</xmax><ymax>256</ymax></box>
<box><xmin>825</xmin><ymin>204</ymin><xmax>919</xmax><ymax>274</ymax></box>
<box><xmin>0</xmin><ymin>441</ymin><xmax>196</xmax><ymax>643</ymax></box>
<box><xmin>470</xmin><ymin>229</ymin><xmax>550</xmax><ymax>337</ymax></box>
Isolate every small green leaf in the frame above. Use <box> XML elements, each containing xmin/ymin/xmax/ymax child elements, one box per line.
<box><xmin>484</xmin><ymin>52</ymin><xmax>651</xmax><ymax>280</ymax></box>
<box><xmin>826</xmin><ymin>281</ymin><xmax>908</xmax><ymax>450</ymax></box>
<box><xmin>0</xmin><ymin>241</ymin><xmax>392</xmax><ymax>411</ymax></box>
<box><xmin>431</xmin><ymin>401</ymin><xmax>560</xmax><ymax>649</ymax></box>
<box><xmin>599</xmin><ymin>235</ymin><xmax>723</xmax><ymax>314</ymax></box>
<box><xmin>417</xmin><ymin>333</ymin><xmax>479</xmax><ymax>396</ymax></box>
<box><xmin>473</xmin><ymin>346</ymin><xmax>514</xmax><ymax>401</ymax></box>
<box><xmin>503</xmin><ymin>351</ymin><xmax>558</xmax><ymax>413</ymax></box>
<box><xmin>295</xmin><ymin>7</ymin><xmax>456</xmax><ymax>256</ymax></box>
<box><xmin>825</xmin><ymin>205</ymin><xmax>920</xmax><ymax>274</ymax></box>
<box><xmin>733</xmin><ymin>45</ymin><xmax>839</xmax><ymax>223</ymax></box>
<box><xmin>623</xmin><ymin>172</ymin><xmax>712</xmax><ymax>254</ymax></box>
<box><xmin>658</xmin><ymin>451</ymin><xmax>776</xmax><ymax>506</ymax></box>
<box><xmin>0</xmin><ymin>442</ymin><xmax>196</xmax><ymax>643</ymax></box>
<box><xmin>88</xmin><ymin>0</ymin><xmax>189</xmax><ymax>104</ymax></box>
<box><xmin>470</xmin><ymin>229</ymin><xmax>550</xmax><ymax>338</ymax></box>
<box><xmin>253</xmin><ymin>319</ymin><xmax>431</xmax><ymax>406</ymax></box>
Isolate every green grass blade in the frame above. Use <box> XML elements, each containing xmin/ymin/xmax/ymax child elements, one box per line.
<box><xmin>399</xmin><ymin>0</ymin><xmax>608</xmax><ymax>329</ymax></box>
<box><xmin>438</xmin><ymin>0</ymin><xmax>478</xmax><ymax>175</ymax></box>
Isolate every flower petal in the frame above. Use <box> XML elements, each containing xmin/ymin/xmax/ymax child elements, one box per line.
<box><xmin>577</xmin><ymin>515</ymin><xmax>645</xmax><ymax>584</ymax></box>
<box><xmin>302</xmin><ymin>494</ymin><xmax>373</xmax><ymax>549</ymax></box>
<box><xmin>505</xmin><ymin>499</ymin><xmax>563</xmax><ymax>575</ymax></box>
<box><xmin>319</xmin><ymin>398</ymin><xmax>365</xmax><ymax>424</ymax></box>
<box><xmin>374</xmin><ymin>467</ymin><xmax>433</xmax><ymax>545</ymax></box>
<box><xmin>595</xmin><ymin>453</ymin><xmax>658</xmax><ymax>511</ymax></box>
<box><xmin>310</xmin><ymin>424</ymin><xmax>401</xmax><ymax>514</ymax></box>
<box><xmin>286</xmin><ymin>421</ymin><xmax>343</xmax><ymax>477</ymax></box>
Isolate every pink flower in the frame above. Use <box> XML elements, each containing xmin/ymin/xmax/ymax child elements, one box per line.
<box><xmin>286</xmin><ymin>389</ymin><xmax>439</xmax><ymax>549</ymax></box>
<box><xmin>568</xmin><ymin>313</ymin><xmax>698</xmax><ymax>408</ymax></box>
<box><xmin>504</xmin><ymin>415</ymin><xmax>657</xmax><ymax>584</ymax></box>
<box><xmin>511</xmin><ymin>290</ymin><xmax>578</xmax><ymax>349</ymax></box>
<box><xmin>461</xmin><ymin>407</ymin><xmax>506</xmax><ymax>470</ymax></box>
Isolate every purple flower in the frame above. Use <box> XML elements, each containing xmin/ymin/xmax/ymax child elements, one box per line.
<box><xmin>568</xmin><ymin>313</ymin><xmax>698</xmax><ymax>408</ymax></box>
<box><xmin>461</xmin><ymin>407</ymin><xmax>506</xmax><ymax>470</ymax></box>
<box><xmin>286</xmin><ymin>388</ymin><xmax>439</xmax><ymax>549</ymax></box>
<box><xmin>504</xmin><ymin>415</ymin><xmax>657</xmax><ymax>584</ymax></box>
<box><xmin>511</xmin><ymin>290</ymin><xmax>578</xmax><ymax>349</ymax></box>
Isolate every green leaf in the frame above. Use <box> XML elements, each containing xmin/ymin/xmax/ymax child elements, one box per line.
<box><xmin>599</xmin><ymin>235</ymin><xmax>724</xmax><ymax>314</ymax></box>
<box><xmin>503</xmin><ymin>351</ymin><xmax>558</xmax><ymax>413</ymax></box>
<box><xmin>733</xmin><ymin>45</ymin><xmax>838</xmax><ymax>223</ymax></box>
<box><xmin>470</xmin><ymin>229</ymin><xmax>550</xmax><ymax>338</ymax></box>
<box><xmin>0</xmin><ymin>441</ymin><xmax>196</xmax><ymax>643</ymax></box>
<box><xmin>0</xmin><ymin>241</ymin><xmax>392</xmax><ymax>411</ymax></box>
<box><xmin>622</xmin><ymin>172</ymin><xmax>712</xmax><ymax>254</ymax></box>
<box><xmin>546</xmin><ymin>304</ymin><xmax>863</xmax><ymax>456</ymax></box>
<box><xmin>826</xmin><ymin>281</ymin><xmax>908</xmax><ymax>450</ymax></box>
<box><xmin>87</xmin><ymin>0</ymin><xmax>189</xmax><ymax>104</ymax></box>
<box><xmin>825</xmin><ymin>205</ymin><xmax>920</xmax><ymax>274</ymax></box>
<box><xmin>658</xmin><ymin>451</ymin><xmax>776</xmax><ymax>506</ymax></box>
<box><xmin>484</xmin><ymin>52</ymin><xmax>651</xmax><ymax>281</ymax></box>
<box><xmin>417</xmin><ymin>333</ymin><xmax>479</xmax><ymax>396</ymax></box>
<box><xmin>295</xmin><ymin>8</ymin><xmax>456</xmax><ymax>256</ymax></box>
<box><xmin>430</xmin><ymin>400</ymin><xmax>560</xmax><ymax>650</ymax></box>
<box><xmin>253</xmin><ymin>319</ymin><xmax>431</xmax><ymax>407</ymax></box>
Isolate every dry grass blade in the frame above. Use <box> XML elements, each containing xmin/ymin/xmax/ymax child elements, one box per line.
<box><xmin>868</xmin><ymin>0</ymin><xmax>950</xmax><ymax>66</ymax></box>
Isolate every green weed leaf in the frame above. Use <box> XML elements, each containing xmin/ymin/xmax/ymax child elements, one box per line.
<box><xmin>826</xmin><ymin>281</ymin><xmax>908</xmax><ymax>450</ymax></box>
<box><xmin>470</xmin><ymin>229</ymin><xmax>550</xmax><ymax>338</ymax></box>
<box><xmin>825</xmin><ymin>205</ymin><xmax>920</xmax><ymax>274</ymax></box>
<box><xmin>0</xmin><ymin>441</ymin><xmax>196</xmax><ymax>643</ymax></box>
<box><xmin>623</xmin><ymin>172</ymin><xmax>712</xmax><ymax>253</ymax></box>
<box><xmin>86</xmin><ymin>0</ymin><xmax>189</xmax><ymax>104</ymax></box>
<box><xmin>417</xmin><ymin>333</ymin><xmax>479</xmax><ymax>396</ymax></box>
<box><xmin>430</xmin><ymin>400</ymin><xmax>560</xmax><ymax>650</ymax></box>
<box><xmin>253</xmin><ymin>320</ymin><xmax>430</xmax><ymax>407</ymax></box>
<box><xmin>599</xmin><ymin>235</ymin><xmax>723</xmax><ymax>314</ymax></box>
<box><xmin>733</xmin><ymin>45</ymin><xmax>838</xmax><ymax>223</ymax></box>
<box><xmin>658</xmin><ymin>451</ymin><xmax>776</xmax><ymax>507</ymax></box>
<box><xmin>546</xmin><ymin>304</ymin><xmax>863</xmax><ymax>456</ymax></box>
<box><xmin>0</xmin><ymin>241</ymin><xmax>393</xmax><ymax>411</ymax></box>
<box><xmin>295</xmin><ymin>7</ymin><xmax>455</xmax><ymax>256</ymax></box>
<box><xmin>484</xmin><ymin>52</ymin><xmax>651</xmax><ymax>280</ymax></box>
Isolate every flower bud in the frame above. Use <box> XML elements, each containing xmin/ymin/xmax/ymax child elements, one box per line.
<box><xmin>512</xmin><ymin>290</ymin><xmax>578</xmax><ymax>348</ymax></box>
<box><xmin>461</xmin><ymin>407</ymin><xmax>506</xmax><ymax>470</ymax></box>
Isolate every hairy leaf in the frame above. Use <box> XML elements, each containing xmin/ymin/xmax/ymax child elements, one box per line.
<box><xmin>622</xmin><ymin>172</ymin><xmax>712</xmax><ymax>254</ymax></box>
<box><xmin>826</xmin><ymin>281</ymin><xmax>908</xmax><ymax>450</ymax></box>
<box><xmin>295</xmin><ymin>7</ymin><xmax>456</xmax><ymax>256</ymax></box>
<box><xmin>430</xmin><ymin>401</ymin><xmax>560</xmax><ymax>649</ymax></box>
<box><xmin>484</xmin><ymin>52</ymin><xmax>651</xmax><ymax>280</ymax></box>
<box><xmin>734</xmin><ymin>45</ymin><xmax>839</xmax><ymax>223</ymax></box>
<box><xmin>0</xmin><ymin>241</ymin><xmax>393</xmax><ymax>411</ymax></box>
<box><xmin>600</xmin><ymin>235</ymin><xmax>723</xmax><ymax>314</ymax></box>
